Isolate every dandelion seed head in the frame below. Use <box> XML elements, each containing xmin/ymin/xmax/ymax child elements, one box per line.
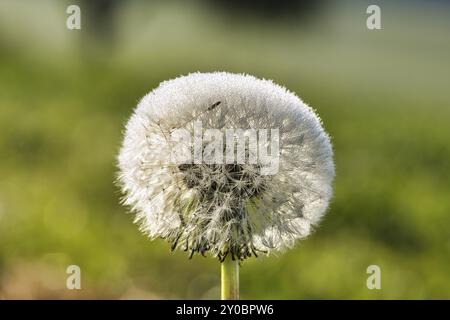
<box><xmin>118</xmin><ymin>72</ymin><xmax>335</xmax><ymax>261</ymax></box>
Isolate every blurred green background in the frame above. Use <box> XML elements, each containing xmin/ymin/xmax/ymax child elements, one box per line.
<box><xmin>0</xmin><ymin>0</ymin><xmax>449</xmax><ymax>299</ymax></box>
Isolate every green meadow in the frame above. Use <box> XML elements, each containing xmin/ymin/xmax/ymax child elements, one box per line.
<box><xmin>0</xmin><ymin>1</ymin><xmax>449</xmax><ymax>299</ymax></box>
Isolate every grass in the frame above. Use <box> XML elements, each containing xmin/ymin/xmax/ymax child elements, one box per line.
<box><xmin>0</xmin><ymin>0</ymin><xmax>449</xmax><ymax>299</ymax></box>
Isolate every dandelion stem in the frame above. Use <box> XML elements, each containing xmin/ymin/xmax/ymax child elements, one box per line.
<box><xmin>221</xmin><ymin>256</ymin><xmax>239</xmax><ymax>300</ymax></box>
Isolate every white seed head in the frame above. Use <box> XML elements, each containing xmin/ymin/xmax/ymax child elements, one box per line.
<box><xmin>117</xmin><ymin>72</ymin><xmax>335</xmax><ymax>261</ymax></box>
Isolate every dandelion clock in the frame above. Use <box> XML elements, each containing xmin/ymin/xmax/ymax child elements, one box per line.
<box><xmin>117</xmin><ymin>72</ymin><xmax>335</xmax><ymax>299</ymax></box>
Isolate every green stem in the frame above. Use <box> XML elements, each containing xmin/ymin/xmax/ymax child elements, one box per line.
<box><xmin>221</xmin><ymin>256</ymin><xmax>239</xmax><ymax>300</ymax></box>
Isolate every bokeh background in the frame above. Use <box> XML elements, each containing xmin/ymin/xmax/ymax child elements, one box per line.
<box><xmin>0</xmin><ymin>0</ymin><xmax>449</xmax><ymax>299</ymax></box>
